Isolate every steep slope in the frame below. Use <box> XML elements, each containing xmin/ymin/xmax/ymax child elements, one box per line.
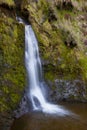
<box><xmin>21</xmin><ymin>0</ymin><xmax>87</xmax><ymax>102</ymax></box>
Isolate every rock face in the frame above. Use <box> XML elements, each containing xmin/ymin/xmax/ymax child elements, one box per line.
<box><xmin>48</xmin><ymin>79</ymin><xmax>87</xmax><ymax>102</ymax></box>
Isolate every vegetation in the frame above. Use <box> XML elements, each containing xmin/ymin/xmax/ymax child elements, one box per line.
<box><xmin>19</xmin><ymin>0</ymin><xmax>87</xmax><ymax>102</ymax></box>
<box><xmin>0</xmin><ymin>0</ymin><xmax>87</xmax><ymax>122</ymax></box>
<box><xmin>20</xmin><ymin>0</ymin><xmax>87</xmax><ymax>82</ymax></box>
<box><xmin>0</xmin><ymin>7</ymin><xmax>25</xmax><ymax>112</ymax></box>
<box><xmin>0</xmin><ymin>0</ymin><xmax>15</xmax><ymax>7</ymax></box>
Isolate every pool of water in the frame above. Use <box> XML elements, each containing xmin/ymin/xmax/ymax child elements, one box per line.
<box><xmin>10</xmin><ymin>103</ymin><xmax>87</xmax><ymax>130</ymax></box>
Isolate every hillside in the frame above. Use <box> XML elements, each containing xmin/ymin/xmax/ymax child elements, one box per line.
<box><xmin>0</xmin><ymin>0</ymin><xmax>87</xmax><ymax>129</ymax></box>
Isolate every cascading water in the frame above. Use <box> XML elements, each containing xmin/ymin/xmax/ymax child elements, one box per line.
<box><xmin>25</xmin><ymin>25</ymin><xmax>71</xmax><ymax>115</ymax></box>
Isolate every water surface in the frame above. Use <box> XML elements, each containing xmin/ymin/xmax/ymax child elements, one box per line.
<box><xmin>11</xmin><ymin>103</ymin><xmax>87</xmax><ymax>130</ymax></box>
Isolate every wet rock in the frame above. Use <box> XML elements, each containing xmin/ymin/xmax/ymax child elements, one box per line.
<box><xmin>48</xmin><ymin>79</ymin><xmax>87</xmax><ymax>103</ymax></box>
<box><xmin>13</xmin><ymin>95</ymin><xmax>30</xmax><ymax>118</ymax></box>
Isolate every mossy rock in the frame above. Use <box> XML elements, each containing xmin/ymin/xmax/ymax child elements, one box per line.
<box><xmin>0</xmin><ymin>12</ymin><xmax>25</xmax><ymax>112</ymax></box>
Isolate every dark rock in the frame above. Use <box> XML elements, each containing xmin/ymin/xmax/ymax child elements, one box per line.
<box><xmin>62</xmin><ymin>0</ymin><xmax>73</xmax><ymax>10</ymax></box>
<box><xmin>64</xmin><ymin>34</ymin><xmax>77</xmax><ymax>48</ymax></box>
<box><xmin>84</xmin><ymin>40</ymin><xmax>87</xmax><ymax>46</ymax></box>
<box><xmin>47</xmin><ymin>79</ymin><xmax>87</xmax><ymax>103</ymax></box>
<box><xmin>0</xmin><ymin>112</ymin><xmax>14</xmax><ymax>130</ymax></box>
<box><xmin>13</xmin><ymin>95</ymin><xmax>30</xmax><ymax>118</ymax></box>
<box><xmin>14</xmin><ymin>0</ymin><xmax>22</xmax><ymax>9</ymax></box>
<box><xmin>48</xmin><ymin>7</ymin><xmax>57</xmax><ymax>22</ymax></box>
<box><xmin>56</xmin><ymin>0</ymin><xmax>73</xmax><ymax>11</ymax></box>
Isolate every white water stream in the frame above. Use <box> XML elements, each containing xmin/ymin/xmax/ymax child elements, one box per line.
<box><xmin>25</xmin><ymin>25</ymin><xmax>71</xmax><ymax>116</ymax></box>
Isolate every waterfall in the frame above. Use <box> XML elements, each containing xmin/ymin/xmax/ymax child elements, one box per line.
<box><xmin>25</xmin><ymin>25</ymin><xmax>71</xmax><ymax>115</ymax></box>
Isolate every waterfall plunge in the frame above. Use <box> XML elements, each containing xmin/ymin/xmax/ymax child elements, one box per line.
<box><xmin>25</xmin><ymin>25</ymin><xmax>71</xmax><ymax>115</ymax></box>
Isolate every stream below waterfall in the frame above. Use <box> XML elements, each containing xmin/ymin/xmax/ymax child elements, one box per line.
<box><xmin>11</xmin><ymin>103</ymin><xmax>87</xmax><ymax>130</ymax></box>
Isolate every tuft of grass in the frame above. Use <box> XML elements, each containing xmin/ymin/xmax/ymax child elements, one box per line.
<box><xmin>0</xmin><ymin>0</ymin><xmax>15</xmax><ymax>7</ymax></box>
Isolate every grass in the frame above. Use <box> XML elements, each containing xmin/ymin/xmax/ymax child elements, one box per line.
<box><xmin>0</xmin><ymin>0</ymin><xmax>15</xmax><ymax>7</ymax></box>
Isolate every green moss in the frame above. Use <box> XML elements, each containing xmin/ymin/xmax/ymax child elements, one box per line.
<box><xmin>38</xmin><ymin>0</ymin><xmax>50</xmax><ymax>17</ymax></box>
<box><xmin>0</xmin><ymin>14</ymin><xmax>25</xmax><ymax>112</ymax></box>
<box><xmin>78</xmin><ymin>55</ymin><xmax>87</xmax><ymax>80</ymax></box>
<box><xmin>45</xmin><ymin>71</ymin><xmax>55</xmax><ymax>82</ymax></box>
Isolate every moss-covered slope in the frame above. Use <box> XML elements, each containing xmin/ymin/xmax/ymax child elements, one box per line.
<box><xmin>21</xmin><ymin>0</ymin><xmax>87</xmax><ymax>101</ymax></box>
<box><xmin>0</xmin><ymin>7</ymin><xmax>25</xmax><ymax>112</ymax></box>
